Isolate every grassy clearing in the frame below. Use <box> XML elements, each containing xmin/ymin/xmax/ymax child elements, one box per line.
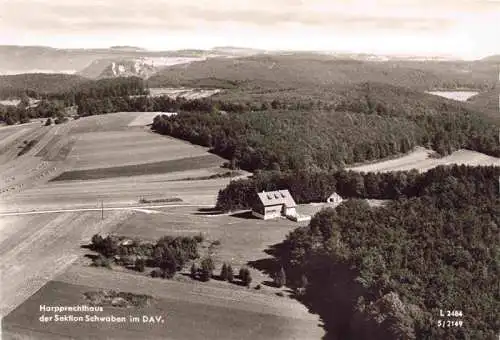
<box><xmin>68</xmin><ymin>112</ymin><xmax>140</xmax><ymax>134</ymax></box>
<box><xmin>347</xmin><ymin>147</ymin><xmax>500</xmax><ymax>173</ymax></box>
<box><xmin>68</xmin><ymin>132</ymin><xmax>212</xmax><ymax>171</ymax></box>
<box><xmin>111</xmin><ymin>207</ymin><xmax>308</xmax><ymax>285</ymax></box>
<box><xmin>127</xmin><ymin>112</ymin><xmax>177</xmax><ymax>127</ymax></box>
<box><xmin>3</xmin><ymin>278</ymin><xmax>322</xmax><ymax>340</ymax></box>
<box><xmin>51</xmin><ymin>155</ymin><xmax>222</xmax><ymax>181</ymax></box>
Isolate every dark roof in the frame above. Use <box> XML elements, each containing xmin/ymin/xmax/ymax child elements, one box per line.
<box><xmin>256</xmin><ymin>190</ymin><xmax>296</xmax><ymax>208</ymax></box>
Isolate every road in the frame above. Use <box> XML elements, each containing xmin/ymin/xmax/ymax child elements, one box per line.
<box><xmin>0</xmin><ymin>203</ymin><xmax>215</xmax><ymax>217</ymax></box>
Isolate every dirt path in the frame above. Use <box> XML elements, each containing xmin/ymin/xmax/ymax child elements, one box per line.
<box><xmin>0</xmin><ymin>203</ymin><xmax>213</xmax><ymax>216</ymax></box>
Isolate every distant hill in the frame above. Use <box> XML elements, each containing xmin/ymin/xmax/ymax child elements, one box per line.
<box><xmin>0</xmin><ymin>45</ymin><xmax>210</xmax><ymax>76</ymax></box>
<box><xmin>78</xmin><ymin>56</ymin><xmax>208</xmax><ymax>79</ymax></box>
<box><xmin>78</xmin><ymin>58</ymin><xmax>158</xmax><ymax>79</ymax></box>
<box><xmin>1</xmin><ymin>44</ymin><xmax>497</xmax><ymax>86</ymax></box>
<box><xmin>109</xmin><ymin>46</ymin><xmax>147</xmax><ymax>52</ymax></box>
<box><xmin>481</xmin><ymin>55</ymin><xmax>500</xmax><ymax>62</ymax></box>
<box><xmin>210</xmin><ymin>46</ymin><xmax>268</xmax><ymax>56</ymax></box>
<box><xmin>148</xmin><ymin>54</ymin><xmax>496</xmax><ymax>91</ymax></box>
<box><xmin>0</xmin><ymin>73</ymin><xmax>89</xmax><ymax>99</ymax></box>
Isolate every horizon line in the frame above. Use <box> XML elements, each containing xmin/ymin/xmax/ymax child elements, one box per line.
<box><xmin>1</xmin><ymin>43</ymin><xmax>495</xmax><ymax>61</ymax></box>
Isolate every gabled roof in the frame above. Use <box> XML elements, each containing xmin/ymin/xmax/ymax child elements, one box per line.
<box><xmin>257</xmin><ymin>190</ymin><xmax>297</xmax><ymax>208</ymax></box>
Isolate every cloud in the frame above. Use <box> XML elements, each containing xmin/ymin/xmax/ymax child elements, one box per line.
<box><xmin>0</xmin><ymin>0</ymin><xmax>498</xmax><ymax>57</ymax></box>
<box><xmin>1</xmin><ymin>0</ymin><xmax>479</xmax><ymax>32</ymax></box>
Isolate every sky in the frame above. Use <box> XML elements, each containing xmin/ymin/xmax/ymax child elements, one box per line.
<box><xmin>1</xmin><ymin>0</ymin><xmax>499</xmax><ymax>59</ymax></box>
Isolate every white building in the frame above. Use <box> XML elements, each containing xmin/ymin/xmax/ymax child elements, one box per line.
<box><xmin>252</xmin><ymin>190</ymin><xmax>297</xmax><ymax>220</ymax></box>
<box><xmin>327</xmin><ymin>192</ymin><xmax>343</xmax><ymax>204</ymax></box>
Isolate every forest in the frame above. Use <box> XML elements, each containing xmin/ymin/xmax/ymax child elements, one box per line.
<box><xmin>215</xmin><ymin>165</ymin><xmax>500</xmax><ymax>211</ymax></box>
<box><xmin>0</xmin><ymin>76</ymin><xmax>148</xmax><ymax>124</ymax></box>
<box><xmin>148</xmin><ymin>55</ymin><xmax>496</xmax><ymax>91</ymax></box>
<box><xmin>151</xmin><ymin>85</ymin><xmax>499</xmax><ymax>171</ymax></box>
<box><xmin>0</xmin><ymin>73</ymin><xmax>88</xmax><ymax>99</ymax></box>
<box><xmin>266</xmin><ymin>165</ymin><xmax>499</xmax><ymax>339</ymax></box>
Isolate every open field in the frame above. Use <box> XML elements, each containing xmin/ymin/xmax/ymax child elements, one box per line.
<box><xmin>2</xmin><ymin>205</ymin><xmax>324</xmax><ymax>339</ymax></box>
<box><xmin>113</xmin><ymin>207</ymin><xmax>307</xmax><ymax>275</ymax></box>
<box><xmin>0</xmin><ymin>111</ymin><xmax>231</xmax><ymax>330</ymax></box>
<box><xmin>127</xmin><ymin>111</ymin><xmax>177</xmax><ymax>127</ymax></box>
<box><xmin>68</xmin><ymin>112</ymin><xmax>141</xmax><ymax>134</ymax></box>
<box><xmin>0</xmin><ymin>98</ymin><xmax>40</xmax><ymax>107</ymax></box>
<box><xmin>0</xmin><ymin>210</ymin><xmax>132</xmax><ymax>318</ymax></box>
<box><xmin>53</xmin><ymin>155</ymin><xmax>222</xmax><ymax>181</ymax></box>
<box><xmin>0</xmin><ymin>177</ymin><xmax>228</xmax><ymax>213</ymax></box>
<box><xmin>3</xmin><ymin>269</ymin><xmax>323</xmax><ymax>340</ymax></box>
<box><xmin>65</xmin><ymin>130</ymin><xmax>217</xmax><ymax>171</ymax></box>
<box><xmin>426</xmin><ymin>90</ymin><xmax>479</xmax><ymax>102</ymax></box>
<box><xmin>347</xmin><ymin>147</ymin><xmax>500</xmax><ymax>173</ymax></box>
<box><xmin>0</xmin><ymin>112</ymin><xmax>226</xmax><ymax>200</ymax></box>
<box><xmin>148</xmin><ymin>87</ymin><xmax>222</xmax><ymax>99</ymax></box>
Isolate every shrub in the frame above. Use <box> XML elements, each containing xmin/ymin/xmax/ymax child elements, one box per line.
<box><xmin>151</xmin><ymin>268</ymin><xmax>162</xmax><ymax>278</ymax></box>
<box><xmin>194</xmin><ymin>233</ymin><xmax>204</xmax><ymax>243</ymax></box>
<box><xmin>92</xmin><ymin>254</ymin><xmax>111</xmax><ymax>269</ymax></box>
<box><xmin>200</xmin><ymin>257</ymin><xmax>215</xmax><ymax>282</ymax></box>
<box><xmin>227</xmin><ymin>264</ymin><xmax>234</xmax><ymax>282</ymax></box>
<box><xmin>55</xmin><ymin>116</ymin><xmax>68</xmax><ymax>124</ymax></box>
<box><xmin>190</xmin><ymin>263</ymin><xmax>199</xmax><ymax>279</ymax></box>
<box><xmin>161</xmin><ymin>268</ymin><xmax>175</xmax><ymax>279</ymax></box>
<box><xmin>239</xmin><ymin>267</ymin><xmax>252</xmax><ymax>287</ymax></box>
<box><xmin>220</xmin><ymin>263</ymin><xmax>228</xmax><ymax>281</ymax></box>
<box><xmin>135</xmin><ymin>258</ymin><xmax>146</xmax><ymax>272</ymax></box>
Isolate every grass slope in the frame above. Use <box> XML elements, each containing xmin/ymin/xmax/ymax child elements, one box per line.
<box><xmin>51</xmin><ymin>155</ymin><xmax>222</xmax><ymax>181</ymax></box>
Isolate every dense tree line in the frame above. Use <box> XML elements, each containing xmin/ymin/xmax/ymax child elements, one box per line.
<box><xmin>59</xmin><ymin>76</ymin><xmax>148</xmax><ymax>108</ymax></box>
<box><xmin>74</xmin><ymin>94</ymin><xmax>250</xmax><ymax>117</ymax></box>
<box><xmin>152</xmin><ymin>110</ymin><xmax>424</xmax><ymax>171</ymax></box>
<box><xmin>0</xmin><ymin>77</ymin><xmax>148</xmax><ymax>124</ymax></box>
<box><xmin>0</xmin><ymin>73</ymin><xmax>88</xmax><ymax>99</ymax></box>
<box><xmin>151</xmin><ymin>104</ymin><xmax>499</xmax><ymax>174</ymax></box>
<box><xmin>271</xmin><ymin>166</ymin><xmax>499</xmax><ymax>339</ymax></box>
<box><xmin>215</xmin><ymin>165</ymin><xmax>500</xmax><ymax>211</ymax></box>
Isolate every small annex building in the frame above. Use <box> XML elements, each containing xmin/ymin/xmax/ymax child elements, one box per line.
<box><xmin>252</xmin><ymin>189</ymin><xmax>297</xmax><ymax>220</ymax></box>
<box><xmin>327</xmin><ymin>192</ymin><xmax>343</xmax><ymax>204</ymax></box>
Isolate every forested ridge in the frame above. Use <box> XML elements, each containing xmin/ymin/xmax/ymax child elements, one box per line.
<box><xmin>151</xmin><ymin>83</ymin><xmax>499</xmax><ymax>172</ymax></box>
<box><xmin>252</xmin><ymin>165</ymin><xmax>499</xmax><ymax>339</ymax></box>
<box><xmin>0</xmin><ymin>73</ymin><xmax>89</xmax><ymax>99</ymax></box>
<box><xmin>148</xmin><ymin>55</ymin><xmax>496</xmax><ymax>91</ymax></box>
